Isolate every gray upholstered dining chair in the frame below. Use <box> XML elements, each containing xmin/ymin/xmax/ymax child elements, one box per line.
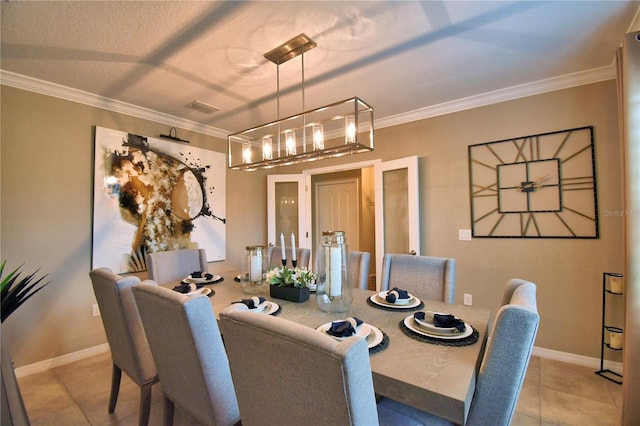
<box><xmin>219</xmin><ymin>304</ymin><xmax>417</xmax><ymax>426</ymax></box>
<box><xmin>267</xmin><ymin>246</ymin><xmax>311</xmax><ymax>270</ymax></box>
<box><xmin>145</xmin><ymin>248</ymin><xmax>207</xmax><ymax>285</ymax></box>
<box><xmin>349</xmin><ymin>250</ymin><xmax>371</xmax><ymax>289</ymax></box>
<box><xmin>380</xmin><ymin>254</ymin><xmax>456</xmax><ymax>303</ymax></box>
<box><xmin>89</xmin><ymin>268</ymin><xmax>158</xmax><ymax>426</ymax></box>
<box><xmin>378</xmin><ymin>279</ymin><xmax>540</xmax><ymax>426</ymax></box>
<box><xmin>132</xmin><ymin>284</ymin><xmax>240</xmax><ymax>426</ymax></box>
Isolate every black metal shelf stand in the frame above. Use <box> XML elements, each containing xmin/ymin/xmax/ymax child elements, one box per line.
<box><xmin>595</xmin><ymin>272</ymin><xmax>623</xmax><ymax>385</ymax></box>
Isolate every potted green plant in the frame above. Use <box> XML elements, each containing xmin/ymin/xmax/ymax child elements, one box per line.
<box><xmin>1</xmin><ymin>260</ymin><xmax>51</xmax><ymax>322</ymax></box>
<box><xmin>1</xmin><ymin>260</ymin><xmax>51</xmax><ymax>425</ymax></box>
<box><xmin>266</xmin><ymin>266</ymin><xmax>316</xmax><ymax>302</ymax></box>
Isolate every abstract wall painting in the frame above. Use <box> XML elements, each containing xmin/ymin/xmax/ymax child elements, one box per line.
<box><xmin>92</xmin><ymin>126</ymin><xmax>226</xmax><ymax>273</ymax></box>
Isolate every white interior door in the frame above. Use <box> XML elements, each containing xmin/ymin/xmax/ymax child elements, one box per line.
<box><xmin>374</xmin><ymin>156</ymin><xmax>420</xmax><ymax>289</ymax></box>
<box><xmin>314</xmin><ymin>178</ymin><xmax>361</xmax><ymax>252</ymax></box>
<box><xmin>267</xmin><ymin>175</ymin><xmax>308</xmax><ymax>250</ymax></box>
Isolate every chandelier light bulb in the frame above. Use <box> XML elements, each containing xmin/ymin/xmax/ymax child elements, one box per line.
<box><xmin>242</xmin><ymin>141</ymin><xmax>252</xmax><ymax>164</ymax></box>
<box><xmin>345</xmin><ymin>116</ymin><xmax>356</xmax><ymax>144</ymax></box>
<box><xmin>262</xmin><ymin>136</ymin><xmax>273</xmax><ymax>160</ymax></box>
<box><xmin>285</xmin><ymin>130</ymin><xmax>297</xmax><ymax>155</ymax></box>
<box><xmin>312</xmin><ymin>124</ymin><xmax>324</xmax><ymax>150</ymax></box>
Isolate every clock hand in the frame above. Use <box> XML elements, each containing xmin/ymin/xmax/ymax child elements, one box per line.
<box><xmin>519</xmin><ymin>173</ymin><xmax>552</xmax><ymax>191</ymax></box>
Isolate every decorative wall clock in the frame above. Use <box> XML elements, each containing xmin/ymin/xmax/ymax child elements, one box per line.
<box><xmin>468</xmin><ymin>126</ymin><xmax>598</xmax><ymax>238</ymax></box>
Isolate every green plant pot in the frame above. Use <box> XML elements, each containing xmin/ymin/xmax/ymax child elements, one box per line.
<box><xmin>269</xmin><ymin>285</ymin><xmax>310</xmax><ymax>303</ymax></box>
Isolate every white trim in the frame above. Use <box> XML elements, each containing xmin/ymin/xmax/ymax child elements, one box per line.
<box><xmin>0</xmin><ymin>70</ymin><xmax>229</xmax><ymax>139</ymax></box>
<box><xmin>2</xmin><ymin>64</ymin><xmax>616</xmax><ymax>137</ymax></box>
<box><xmin>376</xmin><ymin>64</ymin><xmax>616</xmax><ymax>130</ymax></box>
<box><xmin>14</xmin><ymin>343</ymin><xmax>110</xmax><ymax>378</ymax></box>
<box><xmin>532</xmin><ymin>346</ymin><xmax>622</xmax><ymax>373</ymax></box>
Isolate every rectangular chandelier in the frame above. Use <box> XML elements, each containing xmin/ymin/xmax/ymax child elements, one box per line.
<box><xmin>227</xmin><ymin>33</ymin><xmax>374</xmax><ymax>171</ymax></box>
<box><xmin>228</xmin><ymin>96</ymin><xmax>374</xmax><ymax>171</ymax></box>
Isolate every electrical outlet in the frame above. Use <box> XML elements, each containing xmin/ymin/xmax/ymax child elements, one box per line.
<box><xmin>463</xmin><ymin>293</ymin><xmax>472</xmax><ymax>306</ymax></box>
<box><xmin>92</xmin><ymin>304</ymin><xmax>100</xmax><ymax>317</ymax></box>
<box><xmin>459</xmin><ymin>229</ymin><xmax>472</xmax><ymax>241</ymax></box>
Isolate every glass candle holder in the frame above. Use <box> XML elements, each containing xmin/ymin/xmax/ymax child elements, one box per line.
<box><xmin>315</xmin><ymin>231</ymin><xmax>352</xmax><ymax>313</ymax></box>
<box><xmin>241</xmin><ymin>245</ymin><xmax>266</xmax><ymax>294</ymax></box>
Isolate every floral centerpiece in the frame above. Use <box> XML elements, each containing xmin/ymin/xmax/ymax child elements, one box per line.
<box><xmin>266</xmin><ymin>266</ymin><xmax>316</xmax><ymax>302</ymax></box>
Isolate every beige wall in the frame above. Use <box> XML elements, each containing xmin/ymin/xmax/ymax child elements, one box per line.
<box><xmin>0</xmin><ymin>85</ymin><xmax>268</xmax><ymax>366</ymax></box>
<box><xmin>1</xmin><ymin>78</ymin><xmax>625</xmax><ymax>367</ymax></box>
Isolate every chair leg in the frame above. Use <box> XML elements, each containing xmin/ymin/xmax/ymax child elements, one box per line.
<box><xmin>138</xmin><ymin>383</ymin><xmax>153</xmax><ymax>426</ymax></box>
<box><xmin>162</xmin><ymin>396</ymin><xmax>175</xmax><ymax>426</ymax></box>
<box><xmin>108</xmin><ymin>363</ymin><xmax>122</xmax><ymax>413</ymax></box>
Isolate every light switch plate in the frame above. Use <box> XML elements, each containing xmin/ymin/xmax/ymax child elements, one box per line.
<box><xmin>459</xmin><ymin>229</ymin><xmax>472</xmax><ymax>241</ymax></box>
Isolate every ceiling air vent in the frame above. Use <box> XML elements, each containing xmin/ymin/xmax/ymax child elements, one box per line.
<box><xmin>185</xmin><ymin>100</ymin><xmax>220</xmax><ymax>114</ymax></box>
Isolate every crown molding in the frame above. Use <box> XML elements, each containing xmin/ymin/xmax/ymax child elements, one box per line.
<box><xmin>375</xmin><ymin>63</ymin><xmax>617</xmax><ymax>130</ymax></box>
<box><xmin>2</xmin><ymin>64</ymin><xmax>616</xmax><ymax>136</ymax></box>
<box><xmin>0</xmin><ymin>70</ymin><xmax>229</xmax><ymax>139</ymax></box>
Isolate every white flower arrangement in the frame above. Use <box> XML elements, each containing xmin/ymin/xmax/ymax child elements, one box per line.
<box><xmin>266</xmin><ymin>266</ymin><xmax>317</xmax><ymax>289</ymax></box>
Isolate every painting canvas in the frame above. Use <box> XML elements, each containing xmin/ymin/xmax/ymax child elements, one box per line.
<box><xmin>92</xmin><ymin>126</ymin><xmax>226</xmax><ymax>273</ymax></box>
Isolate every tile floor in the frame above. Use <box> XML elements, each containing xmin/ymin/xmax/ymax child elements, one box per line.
<box><xmin>16</xmin><ymin>352</ymin><xmax>623</xmax><ymax>425</ymax></box>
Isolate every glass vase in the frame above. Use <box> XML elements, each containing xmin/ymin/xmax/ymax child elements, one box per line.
<box><xmin>315</xmin><ymin>231</ymin><xmax>352</xmax><ymax>312</ymax></box>
<box><xmin>241</xmin><ymin>245</ymin><xmax>266</xmax><ymax>294</ymax></box>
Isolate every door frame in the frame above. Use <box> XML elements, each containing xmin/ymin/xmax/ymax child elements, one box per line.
<box><xmin>266</xmin><ymin>174</ymin><xmax>308</xmax><ymax>249</ymax></box>
<box><xmin>268</xmin><ymin>156</ymin><xmax>419</xmax><ymax>289</ymax></box>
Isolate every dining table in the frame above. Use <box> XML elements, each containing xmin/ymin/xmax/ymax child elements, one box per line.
<box><xmin>166</xmin><ymin>270</ymin><xmax>492</xmax><ymax>425</ymax></box>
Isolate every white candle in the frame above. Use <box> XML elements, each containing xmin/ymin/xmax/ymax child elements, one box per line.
<box><xmin>250</xmin><ymin>255</ymin><xmax>262</xmax><ymax>282</ymax></box>
<box><xmin>327</xmin><ymin>246</ymin><xmax>342</xmax><ymax>297</ymax></box>
<box><xmin>280</xmin><ymin>233</ymin><xmax>286</xmax><ymax>261</ymax></box>
<box><xmin>609</xmin><ymin>330</ymin><xmax>623</xmax><ymax>349</ymax></box>
<box><xmin>609</xmin><ymin>276</ymin><xmax>623</xmax><ymax>293</ymax></box>
<box><xmin>291</xmin><ymin>233</ymin><xmax>297</xmax><ymax>261</ymax></box>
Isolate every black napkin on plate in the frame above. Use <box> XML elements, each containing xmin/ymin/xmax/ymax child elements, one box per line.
<box><xmin>434</xmin><ymin>313</ymin><xmax>466</xmax><ymax>332</ymax></box>
<box><xmin>191</xmin><ymin>271</ymin><xmax>214</xmax><ymax>280</ymax></box>
<box><xmin>234</xmin><ymin>296</ymin><xmax>266</xmax><ymax>309</ymax></box>
<box><xmin>172</xmin><ymin>283</ymin><xmax>203</xmax><ymax>293</ymax></box>
<box><xmin>386</xmin><ymin>287</ymin><xmax>410</xmax><ymax>303</ymax></box>
<box><xmin>413</xmin><ymin>311</ymin><xmax>432</xmax><ymax>322</ymax></box>
<box><xmin>327</xmin><ymin>317</ymin><xmax>363</xmax><ymax>338</ymax></box>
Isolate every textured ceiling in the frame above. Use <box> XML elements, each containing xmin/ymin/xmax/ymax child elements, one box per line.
<box><xmin>1</xmin><ymin>1</ymin><xmax>638</xmax><ymax>135</ymax></box>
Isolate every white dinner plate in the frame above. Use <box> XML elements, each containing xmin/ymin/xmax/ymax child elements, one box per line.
<box><xmin>250</xmin><ymin>301</ymin><xmax>269</xmax><ymax>313</ymax></box>
<box><xmin>377</xmin><ymin>291</ymin><xmax>413</xmax><ymax>305</ymax></box>
<box><xmin>186</xmin><ymin>287</ymin><xmax>213</xmax><ymax>297</ymax></box>
<box><xmin>403</xmin><ymin>315</ymin><xmax>473</xmax><ymax>340</ymax></box>
<box><xmin>184</xmin><ymin>274</ymin><xmax>222</xmax><ymax>284</ymax></box>
<box><xmin>413</xmin><ymin>311</ymin><xmax>460</xmax><ymax>335</ymax></box>
<box><xmin>369</xmin><ymin>293</ymin><xmax>422</xmax><ymax>309</ymax></box>
<box><xmin>260</xmin><ymin>301</ymin><xmax>280</xmax><ymax>315</ymax></box>
<box><xmin>316</xmin><ymin>322</ymin><xmax>383</xmax><ymax>349</ymax></box>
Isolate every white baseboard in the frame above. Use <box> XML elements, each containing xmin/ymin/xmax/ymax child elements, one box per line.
<box><xmin>532</xmin><ymin>346</ymin><xmax>623</xmax><ymax>374</ymax></box>
<box><xmin>14</xmin><ymin>343</ymin><xmax>110</xmax><ymax>378</ymax></box>
<box><xmin>14</xmin><ymin>343</ymin><xmax>623</xmax><ymax>378</ymax></box>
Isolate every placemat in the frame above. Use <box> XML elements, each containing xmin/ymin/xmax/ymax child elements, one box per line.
<box><xmin>370</xmin><ymin>329</ymin><xmax>389</xmax><ymax>354</ymax></box>
<box><xmin>270</xmin><ymin>304</ymin><xmax>282</xmax><ymax>316</ymax></box>
<box><xmin>399</xmin><ymin>320</ymin><xmax>479</xmax><ymax>346</ymax></box>
<box><xmin>366</xmin><ymin>297</ymin><xmax>424</xmax><ymax>312</ymax></box>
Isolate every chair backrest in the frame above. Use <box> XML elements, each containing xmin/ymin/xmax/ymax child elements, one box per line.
<box><xmin>145</xmin><ymin>248</ymin><xmax>207</xmax><ymax>284</ymax></box>
<box><xmin>467</xmin><ymin>279</ymin><xmax>539</xmax><ymax>426</ymax></box>
<box><xmin>219</xmin><ymin>304</ymin><xmax>379</xmax><ymax>426</ymax></box>
<box><xmin>89</xmin><ymin>268</ymin><xmax>157</xmax><ymax>385</ymax></box>
<box><xmin>349</xmin><ymin>250</ymin><xmax>371</xmax><ymax>289</ymax></box>
<box><xmin>380</xmin><ymin>254</ymin><xmax>456</xmax><ymax>303</ymax></box>
<box><xmin>267</xmin><ymin>246</ymin><xmax>311</xmax><ymax>270</ymax></box>
<box><xmin>132</xmin><ymin>284</ymin><xmax>240</xmax><ymax>426</ymax></box>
